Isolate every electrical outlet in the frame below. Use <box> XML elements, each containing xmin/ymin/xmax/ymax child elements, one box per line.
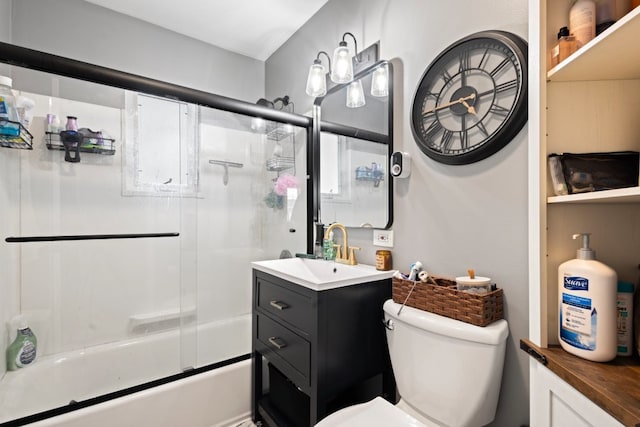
<box><xmin>373</xmin><ymin>229</ymin><xmax>394</xmax><ymax>247</ymax></box>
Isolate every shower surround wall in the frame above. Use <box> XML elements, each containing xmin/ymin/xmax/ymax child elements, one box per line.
<box><xmin>0</xmin><ymin>0</ymin><xmax>14</xmax><ymax>383</ymax></box>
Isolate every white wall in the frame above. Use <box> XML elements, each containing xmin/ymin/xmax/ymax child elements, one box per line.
<box><xmin>266</xmin><ymin>1</ymin><xmax>530</xmax><ymax>426</ymax></box>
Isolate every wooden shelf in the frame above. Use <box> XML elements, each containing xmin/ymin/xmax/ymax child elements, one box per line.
<box><xmin>548</xmin><ymin>186</ymin><xmax>640</xmax><ymax>204</ymax></box>
<box><xmin>521</xmin><ymin>339</ymin><xmax>640</xmax><ymax>427</ymax></box>
<box><xmin>548</xmin><ymin>7</ymin><xmax>640</xmax><ymax>82</ymax></box>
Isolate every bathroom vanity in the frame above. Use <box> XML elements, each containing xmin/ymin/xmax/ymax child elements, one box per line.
<box><xmin>251</xmin><ymin>259</ymin><xmax>396</xmax><ymax>427</ymax></box>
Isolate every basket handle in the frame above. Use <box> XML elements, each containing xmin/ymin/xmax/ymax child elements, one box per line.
<box><xmin>397</xmin><ymin>280</ymin><xmax>419</xmax><ymax>316</ymax></box>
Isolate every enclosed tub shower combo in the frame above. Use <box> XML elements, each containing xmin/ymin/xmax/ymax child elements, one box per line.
<box><xmin>0</xmin><ymin>42</ymin><xmax>312</xmax><ymax>426</ymax></box>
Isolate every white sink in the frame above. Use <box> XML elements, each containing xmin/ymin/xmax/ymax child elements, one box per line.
<box><xmin>251</xmin><ymin>257</ymin><xmax>396</xmax><ymax>290</ymax></box>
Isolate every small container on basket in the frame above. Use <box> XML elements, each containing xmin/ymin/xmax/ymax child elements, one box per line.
<box><xmin>456</xmin><ymin>275</ymin><xmax>492</xmax><ymax>294</ymax></box>
<box><xmin>392</xmin><ymin>276</ymin><xmax>503</xmax><ymax>327</ymax></box>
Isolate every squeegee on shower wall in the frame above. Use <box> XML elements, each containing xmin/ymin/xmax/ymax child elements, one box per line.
<box><xmin>209</xmin><ymin>159</ymin><xmax>244</xmax><ymax>185</ymax></box>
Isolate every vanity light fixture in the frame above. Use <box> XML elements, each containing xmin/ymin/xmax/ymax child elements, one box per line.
<box><xmin>331</xmin><ymin>32</ymin><xmax>358</xmax><ymax>84</ymax></box>
<box><xmin>346</xmin><ymin>80</ymin><xmax>365</xmax><ymax>108</ymax></box>
<box><xmin>306</xmin><ymin>34</ymin><xmax>383</xmax><ymax>108</ymax></box>
<box><xmin>305</xmin><ymin>51</ymin><xmax>331</xmax><ymax>97</ymax></box>
<box><xmin>370</xmin><ymin>63</ymin><xmax>389</xmax><ymax>97</ymax></box>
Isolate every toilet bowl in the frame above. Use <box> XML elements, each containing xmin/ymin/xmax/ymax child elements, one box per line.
<box><xmin>316</xmin><ymin>299</ymin><xmax>509</xmax><ymax>427</ymax></box>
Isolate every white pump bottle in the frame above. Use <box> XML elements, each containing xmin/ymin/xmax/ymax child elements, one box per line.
<box><xmin>558</xmin><ymin>233</ymin><xmax>617</xmax><ymax>362</ymax></box>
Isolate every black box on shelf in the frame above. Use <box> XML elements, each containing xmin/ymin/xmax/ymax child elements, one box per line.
<box><xmin>548</xmin><ymin>151</ymin><xmax>640</xmax><ymax>195</ymax></box>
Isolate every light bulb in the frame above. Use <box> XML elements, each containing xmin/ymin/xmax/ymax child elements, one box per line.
<box><xmin>371</xmin><ymin>64</ymin><xmax>388</xmax><ymax>97</ymax></box>
<box><xmin>305</xmin><ymin>61</ymin><xmax>327</xmax><ymax>97</ymax></box>
<box><xmin>346</xmin><ymin>80</ymin><xmax>365</xmax><ymax>108</ymax></box>
<box><xmin>331</xmin><ymin>42</ymin><xmax>353</xmax><ymax>83</ymax></box>
<box><xmin>251</xmin><ymin>117</ymin><xmax>266</xmax><ymax>133</ymax></box>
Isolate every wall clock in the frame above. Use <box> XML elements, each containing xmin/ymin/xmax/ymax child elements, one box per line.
<box><xmin>410</xmin><ymin>30</ymin><xmax>528</xmax><ymax>165</ymax></box>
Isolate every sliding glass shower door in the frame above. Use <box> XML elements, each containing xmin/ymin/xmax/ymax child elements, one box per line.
<box><xmin>0</xmin><ymin>58</ymin><xmax>308</xmax><ymax>425</ymax></box>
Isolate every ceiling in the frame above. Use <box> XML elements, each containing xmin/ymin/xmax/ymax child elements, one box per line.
<box><xmin>85</xmin><ymin>0</ymin><xmax>329</xmax><ymax>61</ymax></box>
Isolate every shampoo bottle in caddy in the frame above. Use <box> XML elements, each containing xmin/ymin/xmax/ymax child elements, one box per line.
<box><xmin>558</xmin><ymin>233</ymin><xmax>617</xmax><ymax>362</ymax></box>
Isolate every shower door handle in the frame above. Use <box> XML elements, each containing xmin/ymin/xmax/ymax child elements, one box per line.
<box><xmin>269</xmin><ymin>300</ymin><xmax>289</xmax><ymax>310</ymax></box>
<box><xmin>268</xmin><ymin>336</ymin><xmax>287</xmax><ymax>349</ymax></box>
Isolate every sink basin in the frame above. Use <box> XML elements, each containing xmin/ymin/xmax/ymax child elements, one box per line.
<box><xmin>251</xmin><ymin>258</ymin><xmax>396</xmax><ymax>290</ymax></box>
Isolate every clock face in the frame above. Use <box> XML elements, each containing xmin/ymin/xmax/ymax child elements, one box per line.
<box><xmin>410</xmin><ymin>31</ymin><xmax>528</xmax><ymax>165</ymax></box>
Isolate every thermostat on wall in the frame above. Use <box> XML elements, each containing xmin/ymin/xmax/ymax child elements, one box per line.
<box><xmin>390</xmin><ymin>151</ymin><xmax>411</xmax><ymax>178</ymax></box>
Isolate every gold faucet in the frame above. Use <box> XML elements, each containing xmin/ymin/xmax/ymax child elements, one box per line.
<box><xmin>324</xmin><ymin>223</ymin><xmax>360</xmax><ymax>265</ymax></box>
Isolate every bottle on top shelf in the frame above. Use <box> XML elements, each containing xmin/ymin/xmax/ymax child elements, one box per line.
<box><xmin>550</xmin><ymin>26</ymin><xmax>578</xmax><ymax>68</ymax></box>
<box><xmin>570</xmin><ymin>0</ymin><xmax>596</xmax><ymax>48</ymax></box>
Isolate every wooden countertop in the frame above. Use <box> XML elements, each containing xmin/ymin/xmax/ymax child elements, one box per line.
<box><xmin>521</xmin><ymin>339</ymin><xmax>640</xmax><ymax>427</ymax></box>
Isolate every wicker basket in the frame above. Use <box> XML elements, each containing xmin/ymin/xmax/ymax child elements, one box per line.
<box><xmin>391</xmin><ymin>276</ymin><xmax>503</xmax><ymax>327</ymax></box>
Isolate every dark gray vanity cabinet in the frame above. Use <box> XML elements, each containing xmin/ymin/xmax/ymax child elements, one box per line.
<box><xmin>251</xmin><ymin>269</ymin><xmax>395</xmax><ymax>427</ymax></box>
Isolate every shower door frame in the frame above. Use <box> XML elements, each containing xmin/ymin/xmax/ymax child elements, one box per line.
<box><xmin>0</xmin><ymin>41</ymin><xmax>315</xmax><ymax>426</ymax></box>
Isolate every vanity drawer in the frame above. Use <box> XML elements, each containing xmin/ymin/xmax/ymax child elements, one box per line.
<box><xmin>256</xmin><ymin>314</ymin><xmax>310</xmax><ymax>384</ymax></box>
<box><xmin>256</xmin><ymin>277</ymin><xmax>313</xmax><ymax>333</ymax></box>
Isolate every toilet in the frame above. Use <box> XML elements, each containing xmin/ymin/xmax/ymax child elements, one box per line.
<box><xmin>316</xmin><ymin>299</ymin><xmax>509</xmax><ymax>427</ymax></box>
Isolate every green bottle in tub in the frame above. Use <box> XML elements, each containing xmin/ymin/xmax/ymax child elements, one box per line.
<box><xmin>6</xmin><ymin>315</ymin><xmax>37</xmax><ymax>371</ymax></box>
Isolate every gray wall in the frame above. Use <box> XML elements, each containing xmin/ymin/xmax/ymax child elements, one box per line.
<box><xmin>10</xmin><ymin>0</ymin><xmax>265</xmax><ymax>102</ymax></box>
<box><xmin>266</xmin><ymin>1</ymin><xmax>530</xmax><ymax>426</ymax></box>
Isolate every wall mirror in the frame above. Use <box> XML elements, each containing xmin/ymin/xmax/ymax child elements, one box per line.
<box><xmin>314</xmin><ymin>60</ymin><xmax>393</xmax><ymax>229</ymax></box>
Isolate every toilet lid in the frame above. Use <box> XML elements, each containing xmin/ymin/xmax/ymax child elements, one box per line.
<box><xmin>315</xmin><ymin>397</ymin><xmax>426</xmax><ymax>427</ymax></box>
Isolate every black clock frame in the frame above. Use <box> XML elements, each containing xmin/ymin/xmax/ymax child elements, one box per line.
<box><xmin>410</xmin><ymin>30</ymin><xmax>528</xmax><ymax>165</ymax></box>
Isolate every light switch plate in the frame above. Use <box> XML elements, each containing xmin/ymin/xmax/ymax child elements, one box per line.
<box><xmin>373</xmin><ymin>229</ymin><xmax>394</xmax><ymax>247</ymax></box>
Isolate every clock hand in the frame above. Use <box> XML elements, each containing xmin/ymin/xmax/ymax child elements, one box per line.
<box><xmin>461</xmin><ymin>99</ymin><xmax>477</xmax><ymax>115</ymax></box>
<box><xmin>422</xmin><ymin>93</ymin><xmax>476</xmax><ymax>115</ymax></box>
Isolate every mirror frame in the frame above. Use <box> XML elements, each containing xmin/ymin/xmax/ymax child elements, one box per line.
<box><xmin>311</xmin><ymin>59</ymin><xmax>394</xmax><ymax>230</ymax></box>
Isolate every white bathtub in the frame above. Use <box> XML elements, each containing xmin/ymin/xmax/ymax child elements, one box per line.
<box><xmin>0</xmin><ymin>315</ymin><xmax>252</xmax><ymax>427</ymax></box>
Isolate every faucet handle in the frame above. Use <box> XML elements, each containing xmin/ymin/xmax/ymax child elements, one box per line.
<box><xmin>334</xmin><ymin>245</ymin><xmax>343</xmax><ymax>260</ymax></box>
<box><xmin>348</xmin><ymin>246</ymin><xmax>361</xmax><ymax>265</ymax></box>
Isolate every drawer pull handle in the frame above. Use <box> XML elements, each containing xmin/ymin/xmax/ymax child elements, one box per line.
<box><xmin>269</xmin><ymin>300</ymin><xmax>289</xmax><ymax>310</ymax></box>
<box><xmin>268</xmin><ymin>336</ymin><xmax>287</xmax><ymax>349</ymax></box>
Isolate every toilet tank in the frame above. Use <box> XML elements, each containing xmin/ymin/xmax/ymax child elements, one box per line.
<box><xmin>383</xmin><ymin>299</ymin><xmax>509</xmax><ymax>427</ymax></box>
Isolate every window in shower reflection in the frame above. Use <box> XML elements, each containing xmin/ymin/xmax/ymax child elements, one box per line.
<box><xmin>123</xmin><ymin>92</ymin><xmax>199</xmax><ymax>196</ymax></box>
<box><xmin>320</xmin><ymin>133</ymin><xmax>388</xmax><ymax>227</ymax></box>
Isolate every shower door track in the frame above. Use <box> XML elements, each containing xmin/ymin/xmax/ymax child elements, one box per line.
<box><xmin>0</xmin><ymin>353</ymin><xmax>251</xmax><ymax>427</ymax></box>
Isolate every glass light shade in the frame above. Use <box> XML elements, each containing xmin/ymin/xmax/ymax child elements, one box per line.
<box><xmin>371</xmin><ymin>64</ymin><xmax>389</xmax><ymax>97</ymax></box>
<box><xmin>306</xmin><ymin>62</ymin><xmax>327</xmax><ymax>97</ymax></box>
<box><xmin>251</xmin><ymin>117</ymin><xmax>266</xmax><ymax>133</ymax></box>
<box><xmin>346</xmin><ymin>80</ymin><xmax>365</xmax><ymax>108</ymax></box>
<box><xmin>331</xmin><ymin>43</ymin><xmax>353</xmax><ymax>83</ymax></box>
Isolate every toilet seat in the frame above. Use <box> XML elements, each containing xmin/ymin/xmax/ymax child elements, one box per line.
<box><xmin>315</xmin><ymin>397</ymin><xmax>426</xmax><ymax>427</ymax></box>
